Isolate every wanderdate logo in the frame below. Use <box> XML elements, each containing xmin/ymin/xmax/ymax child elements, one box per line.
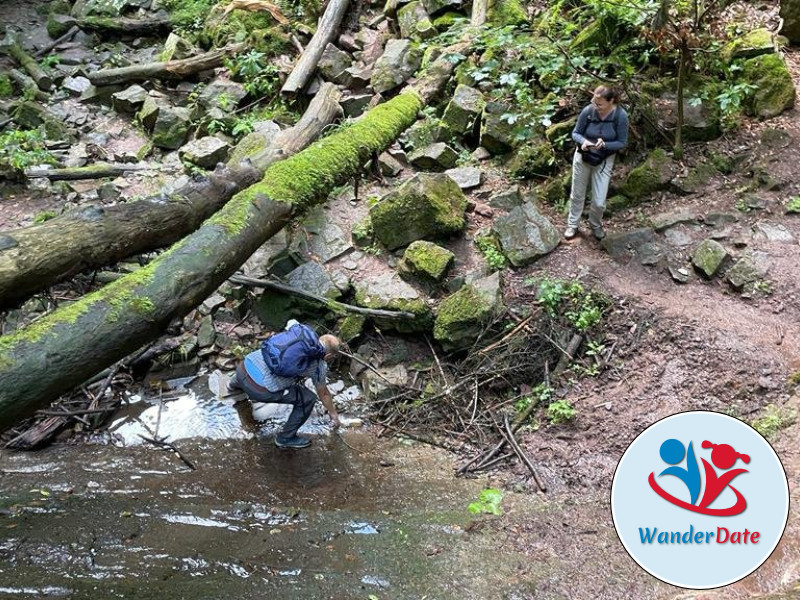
<box><xmin>611</xmin><ymin>411</ymin><xmax>789</xmax><ymax>589</ymax></box>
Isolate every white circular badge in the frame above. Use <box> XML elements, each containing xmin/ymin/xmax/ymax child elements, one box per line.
<box><xmin>611</xmin><ymin>411</ymin><xmax>789</xmax><ymax>589</ymax></box>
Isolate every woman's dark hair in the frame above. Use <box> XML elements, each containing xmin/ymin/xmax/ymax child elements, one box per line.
<box><xmin>593</xmin><ymin>86</ymin><xmax>620</xmax><ymax>102</ymax></box>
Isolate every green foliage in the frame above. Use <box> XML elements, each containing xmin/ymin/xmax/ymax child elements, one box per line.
<box><xmin>751</xmin><ymin>404</ymin><xmax>796</xmax><ymax>440</ymax></box>
<box><xmin>515</xmin><ymin>383</ymin><xmax>553</xmax><ymax>417</ymax></box>
<box><xmin>226</xmin><ymin>49</ymin><xmax>281</xmax><ymax>97</ymax></box>
<box><xmin>785</xmin><ymin>196</ymin><xmax>800</xmax><ymax>214</ymax></box>
<box><xmin>475</xmin><ymin>234</ymin><xmax>507</xmax><ymax>271</ymax></box>
<box><xmin>0</xmin><ymin>129</ymin><xmax>57</xmax><ymax>174</ymax></box>
<box><xmin>161</xmin><ymin>0</ymin><xmax>216</xmax><ymax>35</ymax></box>
<box><xmin>547</xmin><ymin>399</ymin><xmax>576</xmax><ymax>424</ymax></box>
<box><xmin>32</xmin><ymin>211</ymin><xmax>58</xmax><ymax>224</ymax></box>
<box><xmin>534</xmin><ymin>277</ymin><xmax>606</xmax><ymax>332</ymax></box>
<box><xmin>40</xmin><ymin>54</ymin><xmax>60</xmax><ymax>70</ymax></box>
<box><xmin>468</xmin><ymin>488</ymin><xmax>504</xmax><ymax>516</ymax></box>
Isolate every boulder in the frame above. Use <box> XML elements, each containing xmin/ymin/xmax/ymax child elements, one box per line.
<box><xmin>378</xmin><ymin>152</ymin><xmax>404</xmax><ymax>176</ymax></box>
<box><xmin>508</xmin><ymin>140</ymin><xmax>558</xmax><ymax>180</ymax></box>
<box><xmin>161</xmin><ymin>32</ymin><xmax>196</xmax><ymax>62</ymax></box>
<box><xmin>600</xmin><ymin>228</ymin><xmax>655</xmax><ymax>259</ymax></box>
<box><xmin>242</xmin><ymin>230</ymin><xmax>295</xmax><ymax>279</ymax></box>
<box><xmin>371</xmin><ymin>39</ymin><xmax>422</xmax><ymax>94</ymax></box>
<box><xmin>753</xmin><ymin>222</ymin><xmax>796</xmax><ymax>243</ymax></box>
<box><xmin>318</xmin><ymin>43</ymin><xmax>353</xmax><ymax>84</ymax></box>
<box><xmin>179</xmin><ymin>136</ymin><xmax>231</xmax><ymax>169</ymax></box>
<box><xmin>618</xmin><ymin>148</ymin><xmax>675</xmax><ymax>200</ymax></box>
<box><xmin>397</xmin><ymin>2</ymin><xmax>436</xmax><ymax>40</ymax></box>
<box><xmin>691</xmin><ymin>239</ymin><xmax>729</xmax><ymax>277</ymax></box>
<box><xmin>740</xmin><ymin>54</ymin><xmax>796</xmax><ymax>119</ymax></box>
<box><xmin>480</xmin><ymin>101</ymin><xmax>516</xmax><ymax>155</ymax></box>
<box><xmin>370</xmin><ymin>173</ymin><xmax>467</xmax><ymax>250</ymax></box>
<box><xmin>441</xmin><ymin>84</ymin><xmax>484</xmax><ymax>136</ymax></box>
<box><xmin>492</xmin><ymin>202</ymin><xmax>560</xmax><ymax>267</ymax></box>
<box><xmin>198</xmin><ymin>78</ymin><xmax>248</xmax><ymax>112</ymax></box>
<box><xmin>294</xmin><ymin>206</ymin><xmax>352</xmax><ymax>263</ymax></box>
<box><xmin>650</xmin><ymin>211</ymin><xmax>698</xmax><ymax>232</ymax></box>
<box><xmin>488</xmin><ymin>185</ymin><xmax>525</xmax><ymax>210</ymax></box>
<box><xmin>444</xmin><ymin>166</ymin><xmax>482</xmax><ymax>189</ymax></box>
<box><xmin>781</xmin><ymin>0</ymin><xmax>800</xmax><ymax>43</ymax></box>
<box><xmin>285</xmin><ymin>261</ymin><xmax>342</xmax><ymax>300</ymax></box>
<box><xmin>11</xmin><ymin>101</ymin><xmax>73</xmax><ymax>141</ymax></box>
<box><xmin>408</xmin><ymin>142</ymin><xmax>459</xmax><ymax>170</ymax></box>
<box><xmin>433</xmin><ymin>272</ymin><xmax>504</xmax><ymax>351</ymax></box>
<box><xmin>62</xmin><ymin>76</ymin><xmax>92</xmax><ymax>96</ymax></box>
<box><xmin>136</xmin><ymin>95</ymin><xmax>160</xmax><ymax>130</ymax></box>
<box><xmin>152</xmin><ymin>106</ymin><xmax>191</xmax><ymax>150</ymax></box>
<box><xmin>112</xmin><ymin>84</ymin><xmax>149</xmax><ymax>114</ymax></box>
<box><xmin>360</xmin><ymin>363</ymin><xmax>409</xmax><ymax>401</ymax></box>
<box><xmin>721</xmin><ymin>28</ymin><xmax>775</xmax><ymax>63</ymax></box>
<box><xmin>398</xmin><ymin>240</ymin><xmax>454</xmax><ymax>283</ymax></box>
<box><xmin>353</xmin><ymin>272</ymin><xmax>431</xmax><ymax>332</ymax></box>
<box><xmin>341</xmin><ymin>93</ymin><xmax>373</xmax><ymax>118</ymax></box>
<box><xmin>726</xmin><ymin>251</ymin><xmax>770</xmax><ymax>291</ymax></box>
<box><xmin>672</xmin><ymin>162</ymin><xmax>718</xmax><ymax>194</ymax></box>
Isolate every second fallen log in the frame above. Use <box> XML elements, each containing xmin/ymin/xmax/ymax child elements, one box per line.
<box><xmin>87</xmin><ymin>43</ymin><xmax>246</xmax><ymax>87</ymax></box>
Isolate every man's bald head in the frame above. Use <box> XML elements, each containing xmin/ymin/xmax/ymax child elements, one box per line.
<box><xmin>319</xmin><ymin>334</ymin><xmax>341</xmax><ymax>360</ymax></box>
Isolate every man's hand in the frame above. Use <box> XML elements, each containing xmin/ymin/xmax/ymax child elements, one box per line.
<box><xmin>316</xmin><ymin>384</ymin><xmax>340</xmax><ymax>430</ymax></box>
<box><xmin>331</xmin><ymin>414</ymin><xmax>341</xmax><ymax>430</ymax></box>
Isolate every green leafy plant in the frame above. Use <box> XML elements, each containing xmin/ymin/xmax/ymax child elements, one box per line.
<box><xmin>475</xmin><ymin>235</ymin><xmax>507</xmax><ymax>271</ymax></box>
<box><xmin>226</xmin><ymin>49</ymin><xmax>281</xmax><ymax>97</ymax></box>
<box><xmin>547</xmin><ymin>399</ymin><xmax>576</xmax><ymax>425</ymax></box>
<box><xmin>40</xmin><ymin>54</ymin><xmax>60</xmax><ymax>70</ymax></box>
<box><xmin>786</xmin><ymin>196</ymin><xmax>800</xmax><ymax>214</ymax></box>
<box><xmin>515</xmin><ymin>383</ymin><xmax>553</xmax><ymax>418</ymax></box>
<box><xmin>468</xmin><ymin>487</ymin><xmax>504</xmax><ymax>516</ymax></box>
<box><xmin>751</xmin><ymin>404</ymin><xmax>796</xmax><ymax>440</ymax></box>
<box><xmin>32</xmin><ymin>211</ymin><xmax>58</xmax><ymax>224</ymax></box>
<box><xmin>0</xmin><ymin>129</ymin><xmax>57</xmax><ymax>175</ymax></box>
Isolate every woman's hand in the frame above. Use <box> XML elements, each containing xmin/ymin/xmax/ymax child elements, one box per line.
<box><xmin>595</xmin><ymin>138</ymin><xmax>605</xmax><ymax>149</ymax></box>
<box><xmin>581</xmin><ymin>140</ymin><xmax>594</xmax><ymax>151</ymax></box>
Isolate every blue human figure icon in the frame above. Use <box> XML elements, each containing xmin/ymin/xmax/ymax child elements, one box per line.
<box><xmin>658</xmin><ymin>438</ymin><xmax>701</xmax><ymax>505</ymax></box>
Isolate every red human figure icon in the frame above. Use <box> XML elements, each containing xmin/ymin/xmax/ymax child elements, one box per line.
<box><xmin>698</xmin><ymin>441</ymin><xmax>750</xmax><ymax>510</ymax></box>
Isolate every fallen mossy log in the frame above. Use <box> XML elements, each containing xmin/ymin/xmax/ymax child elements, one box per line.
<box><xmin>281</xmin><ymin>0</ymin><xmax>350</xmax><ymax>94</ymax></box>
<box><xmin>87</xmin><ymin>42</ymin><xmax>246</xmax><ymax>87</ymax></box>
<box><xmin>8</xmin><ymin>69</ymin><xmax>49</xmax><ymax>102</ymax></box>
<box><xmin>4</xmin><ymin>41</ymin><xmax>53</xmax><ymax>91</ymax></box>
<box><xmin>0</xmin><ymin>91</ymin><xmax>424</xmax><ymax>430</ymax></box>
<box><xmin>76</xmin><ymin>16</ymin><xmax>172</xmax><ymax>37</ymax></box>
<box><xmin>25</xmin><ymin>163</ymin><xmax>152</xmax><ymax>180</ymax></box>
<box><xmin>0</xmin><ymin>83</ymin><xmax>342</xmax><ymax>311</ymax></box>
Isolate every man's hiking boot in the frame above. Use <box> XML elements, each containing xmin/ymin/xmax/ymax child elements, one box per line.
<box><xmin>564</xmin><ymin>227</ymin><xmax>577</xmax><ymax>240</ymax></box>
<box><xmin>275</xmin><ymin>435</ymin><xmax>311</xmax><ymax>449</ymax></box>
<box><xmin>592</xmin><ymin>225</ymin><xmax>606</xmax><ymax>240</ymax></box>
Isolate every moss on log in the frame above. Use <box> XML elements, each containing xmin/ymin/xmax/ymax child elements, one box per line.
<box><xmin>0</xmin><ymin>90</ymin><xmax>422</xmax><ymax>430</ymax></box>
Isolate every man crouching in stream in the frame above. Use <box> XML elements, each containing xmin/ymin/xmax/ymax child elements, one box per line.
<box><xmin>231</xmin><ymin>321</ymin><xmax>342</xmax><ymax>449</ymax></box>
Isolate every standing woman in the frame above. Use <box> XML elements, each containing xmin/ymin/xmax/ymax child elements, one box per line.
<box><xmin>564</xmin><ymin>86</ymin><xmax>629</xmax><ymax>240</ymax></box>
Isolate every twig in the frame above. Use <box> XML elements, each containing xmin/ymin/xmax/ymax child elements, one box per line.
<box><xmin>379</xmin><ymin>422</ymin><xmax>457</xmax><ymax>453</ymax></box>
<box><xmin>425</xmin><ymin>335</ymin><xmax>450</xmax><ymax>389</ymax></box>
<box><xmin>230</xmin><ymin>274</ymin><xmax>416</xmax><ymax>319</ymax></box>
<box><xmin>470</xmin><ymin>453</ymin><xmax>513</xmax><ymax>472</ymax></box>
<box><xmin>138</xmin><ymin>434</ymin><xmax>196</xmax><ymax>470</ymax></box>
<box><xmin>479</xmin><ymin>312</ymin><xmax>537</xmax><ymax>355</ymax></box>
<box><xmin>34</xmin><ymin>26</ymin><xmax>79</xmax><ymax>58</ymax></box>
<box><xmin>503</xmin><ymin>414</ymin><xmax>546</xmax><ymax>492</ymax></box>
<box><xmin>338</xmin><ymin>350</ymin><xmax>397</xmax><ymax>386</ymax></box>
<box><xmin>35</xmin><ymin>407</ymin><xmax>117</xmax><ymax>417</ymax></box>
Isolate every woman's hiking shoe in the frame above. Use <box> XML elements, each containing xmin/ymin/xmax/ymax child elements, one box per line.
<box><xmin>592</xmin><ymin>225</ymin><xmax>606</xmax><ymax>240</ymax></box>
<box><xmin>564</xmin><ymin>227</ymin><xmax>577</xmax><ymax>240</ymax></box>
<box><xmin>275</xmin><ymin>435</ymin><xmax>311</xmax><ymax>449</ymax></box>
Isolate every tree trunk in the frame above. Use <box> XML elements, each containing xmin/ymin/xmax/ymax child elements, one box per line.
<box><xmin>5</xmin><ymin>42</ymin><xmax>53</xmax><ymax>91</ymax></box>
<box><xmin>87</xmin><ymin>43</ymin><xmax>246</xmax><ymax>87</ymax></box>
<box><xmin>25</xmin><ymin>163</ymin><xmax>152</xmax><ymax>180</ymax></box>
<box><xmin>281</xmin><ymin>0</ymin><xmax>350</xmax><ymax>94</ymax></box>
<box><xmin>78</xmin><ymin>16</ymin><xmax>173</xmax><ymax>37</ymax></box>
<box><xmin>674</xmin><ymin>42</ymin><xmax>688</xmax><ymax>160</ymax></box>
<box><xmin>471</xmin><ymin>0</ymin><xmax>490</xmax><ymax>26</ymax></box>
<box><xmin>8</xmin><ymin>69</ymin><xmax>49</xmax><ymax>102</ymax></box>
<box><xmin>0</xmin><ymin>83</ymin><xmax>342</xmax><ymax>311</ymax></box>
<box><xmin>0</xmin><ymin>91</ymin><xmax>423</xmax><ymax>430</ymax></box>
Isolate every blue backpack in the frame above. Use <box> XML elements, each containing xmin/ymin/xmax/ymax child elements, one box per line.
<box><xmin>261</xmin><ymin>323</ymin><xmax>326</xmax><ymax>378</ymax></box>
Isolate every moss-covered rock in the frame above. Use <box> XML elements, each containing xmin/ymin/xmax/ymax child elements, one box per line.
<box><xmin>721</xmin><ymin>28</ymin><xmax>774</xmax><ymax>63</ymax></box>
<box><xmin>441</xmin><ymin>84</ymin><xmax>484</xmax><ymax>136</ymax></box>
<box><xmin>489</xmin><ymin>0</ymin><xmax>527</xmax><ymax>25</ymax></box>
<box><xmin>0</xmin><ymin>74</ymin><xmax>13</xmax><ymax>99</ymax></box>
<box><xmin>536</xmin><ymin>173</ymin><xmax>570</xmax><ymax>206</ymax></box>
<box><xmin>673</xmin><ymin>161</ymin><xmax>718</xmax><ymax>194</ymax></box>
<box><xmin>12</xmin><ymin>101</ymin><xmax>73</xmax><ymax>141</ymax></box>
<box><xmin>432</xmin><ymin>11</ymin><xmax>463</xmax><ymax>28</ymax></box>
<box><xmin>151</xmin><ymin>106</ymin><xmax>191</xmax><ymax>150</ymax></box>
<box><xmin>480</xmin><ymin>101</ymin><xmax>516</xmax><ymax>155</ymax></box>
<box><xmin>508</xmin><ymin>140</ymin><xmax>558</xmax><ymax>180</ymax></box>
<box><xmin>740</xmin><ymin>53</ymin><xmax>796</xmax><ymax>119</ymax></box>
<box><xmin>398</xmin><ymin>1</ymin><xmax>437</xmax><ymax>40</ymax></box>
<box><xmin>692</xmin><ymin>239</ymin><xmax>729</xmax><ymax>278</ymax></box>
<box><xmin>433</xmin><ymin>272</ymin><xmax>504</xmax><ymax>351</ymax></box>
<box><xmin>492</xmin><ymin>202</ymin><xmax>560</xmax><ymax>266</ymax></box>
<box><xmin>619</xmin><ymin>148</ymin><xmax>675</xmax><ymax>200</ymax></box>
<box><xmin>353</xmin><ymin>272</ymin><xmax>432</xmax><ymax>332</ymax></box>
<box><xmin>782</xmin><ymin>0</ymin><xmax>800</xmax><ymax>44</ymax></box>
<box><xmin>398</xmin><ymin>240</ymin><xmax>454</xmax><ymax>284</ymax></box>
<box><xmin>570</xmin><ymin>13</ymin><xmax>619</xmax><ymax>51</ymax></box>
<box><xmin>545</xmin><ymin>118</ymin><xmax>576</xmax><ymax>149</ymax></box>
<box><xmin>371</xmin><ymin>39</ymin><xmax>423</xmax><ymax>95</ymax></box>
<box><xmin>338</xmin><ymin>314</ymin><xmax>366</xmax><ymax>343</ymax></box>
<box><xmin>47</xmin><ymin>12</ymin><xmax>77</xmax><ymax>39</ymax></box>
<box><xmin>370</xmin><ymin>173</ymin><xmax>467</xmax><ymax>250</ymax></box>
